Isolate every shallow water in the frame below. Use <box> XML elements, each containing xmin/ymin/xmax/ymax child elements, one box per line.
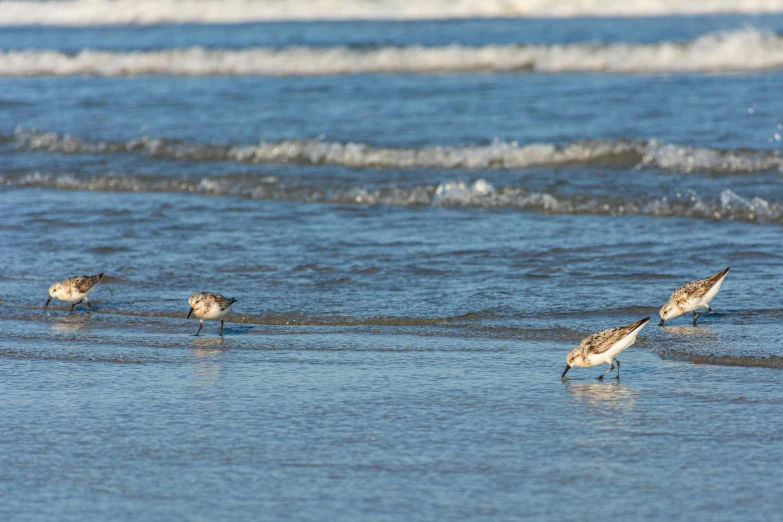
<box><xmin>2</xmin><ymin>11</ymin><xmax>783</xmax><ymax>521</ymax></box>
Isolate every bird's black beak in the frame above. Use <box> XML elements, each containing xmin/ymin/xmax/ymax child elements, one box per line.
<box><xmin>187</xmin><ymin>307</ymin><xmax>194</xmax><ymax>319</ymax></box>
<box><xmin>561</xmin><ymin>364</ymin><xmax>571</xmax><ymax>379</ymax></box>
<box><xmin>44</xmin><ymin>297</ymin><xmax>52</xmax><ymax>309</ymax></box>
<box><xmin>659</xmin><ymin>319</ymin><xmax>665</xmax><ymax>326</ymax></box>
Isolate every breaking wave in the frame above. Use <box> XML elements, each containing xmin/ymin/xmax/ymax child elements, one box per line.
<box><xmin>3</xmin><ymin>30</ymin><xmax>783</xmax><ymax>75</ymax></box>
<box><xmin>1</xmin><ymin>0</ymin><xmax>782</xmax><ymax>25</ymax></box>
<box><xmin>654</xmin><ymin>347</ymin><xmax>783</xmax><ymax>369</ymax></box>
<box><xmin>9</xmin><ymin>128</ymin><xmax>783</xmax><ymax>174</ymax></box>
<box><xmin>4</xmin><ymin>171</ymin><xmax>782</xmax><ymax>224</ymax></box>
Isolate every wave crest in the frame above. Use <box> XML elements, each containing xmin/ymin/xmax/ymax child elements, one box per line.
<box><xmin>5</xmin><ymin>172</ymin><xmax>783</xmax><ymax>224</ymax></box>
<box><xmin>1</xmin><ymin>0</ymin><xmax>782</xmax><ymax>25</ymax></box>
<box><xmin>654</xmin><ymin>347</ymin><xmax>783</xmax><ymax>368</ymax></box>
<box><xmin>9</xmin><ymin>129</ymin><xmax>783</xmax><ymax>175</ymax></box>
<box><xmin>3</xmin><ymin>30</ymin><xmax>783</xmax><ymax>75</ymax></box>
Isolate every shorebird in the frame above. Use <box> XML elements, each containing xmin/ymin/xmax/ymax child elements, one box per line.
<box><xmin>45</xmin><ymin>273</ymin><xmax>104</xmax><ymax>313</ymax></box>
<box><xmin>659</xmin><ymin>268</ymin><xmax>730</xmax><ymax>326</ymax></box>
<box><xmin>561</xmin><ymin>317</ymin><xmax>651</xmax><ymax>380</ymax></box>
<box><xmin>187</xmin><ymin>292</ymin><xmax>237</xmax><ymax>336</ymax></box>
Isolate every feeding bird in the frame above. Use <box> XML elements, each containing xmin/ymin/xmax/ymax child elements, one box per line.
<box><xmin>659</xmin><ymin>268</ymin><xmax>730</xmax><ymax>326</ymax></box>
<box><xmin>187</xmin><ymin>292</ymin><xmax>237</xmax><ymax>336</ymax></box>
<box><xmin>45</xmin><ymin>273</ymin><xmax>104</xmax><ymax>313</ymax></box>
<box><xmin>562</xmin><ymin>317</ymin><xmax>651</xmax><ymax>380</ymax></box>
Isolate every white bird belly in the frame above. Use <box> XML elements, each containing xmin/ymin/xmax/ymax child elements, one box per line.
<box><xmin>199</xmin><ymin>303</ymin><xmax>229</xmax><ymax>320</ymax></box>
<box><xmin>586</xmin><ymin>331</ymin><xmax>640</xmax><ymax>366</ymax></box>
<box><xmin>62</xmin><ymin>291</ymin><xmax>87</xmax><ymax>303</ymax></box>
<box><xmin>699</xmin><ymin>278</ymin><xmax>725</xmax><ymax>307</ymax></box>
<box><xmin>679</xmin><ymin>296</ymin><xmax>704</xmax><ymax>314</ymax></box>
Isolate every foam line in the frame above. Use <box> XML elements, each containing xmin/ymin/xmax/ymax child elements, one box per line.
<box><xmin>2</xmin><ymin>30</ymin><xmax>783</xmax><ymax>75</ymax></box>
<box><xmin>1</xmin><ymin>0</ymin><xmax>783</xmax><ymax>25</ymax></box>
<box><xmin>10</xmin><ymin>128</ymin><xmax>783</xmax><ymax>174</ymax></box>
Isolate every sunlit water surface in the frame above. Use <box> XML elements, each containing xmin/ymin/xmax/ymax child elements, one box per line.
<box><xmin>2</xmin><ymin>14</ymin><xmax>783</xmax><ymax>521</ymax></box>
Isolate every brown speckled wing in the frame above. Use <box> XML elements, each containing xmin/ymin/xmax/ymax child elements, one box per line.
<box><xmin>671</xmin><ymin>267</ymin><xmax>729</xmax><ymax>303</ymax></box>
<box><xmin>580</xmin><ymin>317</ymin><xmax>649</xmax><ymax>355</ymax></box>
<box><xmin>204</xmin><ymin>292</ymin><xmax>236</xmax><ymax>310</ymax></box>
<box><xmin>71</xmin><ymin>273</ymin><xmax>104</xmax><ymax>293</ymax></box>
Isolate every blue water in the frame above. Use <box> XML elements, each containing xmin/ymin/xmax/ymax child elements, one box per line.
<box><xmin>2</xmin><ymin>14</ymin><xmax>783</xmax><ymax>521</ymax></box>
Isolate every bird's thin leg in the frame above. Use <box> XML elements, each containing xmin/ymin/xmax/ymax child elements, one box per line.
<box><xmin>194</xmin><ymin>321</ymin><xmax>203</xmax><ymax>336</ymax></box>
<box><xmin>86</xmin><ymin>298</ymin><xmax>91</xmax><ymax>314</ymax></box>
<box><xmin>615</xmin><ymin>359</ymin><xmax>621</xmax><ymax>379</ymax></box>
<box><xmin>70</xmin><ymin>300</ymin><xmax>83</xmax><ymax>314</ymax></box>
<box><xmin>219</xmin><ymin>319</ymin><xmax>224</xmax><ymax>337</ymax></box>
<box><xmin>597</xmin><ymin>364</ymin><xmax>615</xmax><ymax>380</ymax></box>
<box><xmin>694</xmin><ymin>305</ymin><xmax>714</xmax><ymax>325</ymax></box>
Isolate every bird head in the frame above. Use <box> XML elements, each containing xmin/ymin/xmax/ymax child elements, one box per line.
<box><xmin>566</xmin><ymin>350</ymin><xmax>588</xmax><ymax>368</ymax></box>
<box><xmin>48</xmin><ymin>283</ymin><xmax>64</xmax><ymax>299</ymax></box>
<box><xmin>659</xmin><ymin>303</ymin><xmax>677</xmax><ymax>323</ymax></box>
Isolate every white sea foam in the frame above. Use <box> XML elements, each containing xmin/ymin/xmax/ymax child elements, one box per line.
<box><xmin>11</xmin><ymin>128</ymin><xmax>783</xmax><ymax>174</ymax></box>
<box><xmin>7</xmin><ymin>172</ymin><xmax>783</xmax><ymax>224</ymax></box>
<box><xmin>2</xmin><ymin>30</ymin><xmax>783</xmax><ymax>76</ymax></box>
<box><xmin>1</xmin><ymin>0</ymin><xmax>782</xmax><ymax>25</ymax></box>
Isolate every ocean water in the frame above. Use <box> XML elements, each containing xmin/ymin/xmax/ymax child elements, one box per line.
<box><xmin>2</xmin><ymin>4</ymin><xmax>783</xmax><ymax>521</ymax></box>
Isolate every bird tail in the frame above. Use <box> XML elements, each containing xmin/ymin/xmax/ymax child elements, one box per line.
<box><xmin>625</xmin><ymin>316</ymin><xmax>652</xmax><ymax>334</ymax></box>
<box><xmin>713</xmin><ymin>267</ymin><xmax>730</xmax><ymax>281</ymax></box>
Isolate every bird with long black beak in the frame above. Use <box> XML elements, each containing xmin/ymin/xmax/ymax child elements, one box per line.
<box><xmin>659</xmin><ymin>268</ymin><xmax>730</xmax><ymax>326</ymax></box>
<box><xmin>187</xmin><ymin>292</ymin><xmax>237</xmax><ymax>336</ymax></box>
<box><xmin>562</xmin><ymin>317</ymin><xmax>650</xmax><ymax>380</ymax></box>
<box><xmin>45</xmin><ymin>273</ymin><xmax>104</xmax><ymax>313</ymax></box>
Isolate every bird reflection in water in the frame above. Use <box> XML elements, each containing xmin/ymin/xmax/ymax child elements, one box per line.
<box><xmin>662</xmin><ymin>325</ymin><xmax>721</xmax><ymax>338</ymax></box>
<box><xmin>191</xmin><ymin>336</ymin><xmax>225</xmax><ymax>389</ymax></box>
<box><xmin>564</xmin><ymin>380</ymin><xmax>638</xmax><ymax>408</ymax></box>
<box><xmin>50</xmin><ymin>314</ymin><xmax>90</xmax><ymax>333</ymax></box>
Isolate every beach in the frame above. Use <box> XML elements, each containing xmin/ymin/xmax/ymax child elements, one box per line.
<box><xmin>2</xmin><ymin>6</ymin><xmax>783</xmax><ymax>520</ymax></box>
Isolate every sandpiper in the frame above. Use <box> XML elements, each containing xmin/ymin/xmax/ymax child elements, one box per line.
<box><xmin>562</xmin><ymin>317</ymin><xmax>651</xmax><ymax>380</ymax></box>
<box><xmin>187</xmin><ymin>292</ymin><xmax>237</xmax><ymax>336</ymax></box>
<box><xmin>45</xmin><ymin>273</ymin><xmax>104</xmax><ymax>313</ymax></box>
<box><xmin>659</xmin><ymin>268</ymin><xmax>730</xmax><ymax>326</ymax></box>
